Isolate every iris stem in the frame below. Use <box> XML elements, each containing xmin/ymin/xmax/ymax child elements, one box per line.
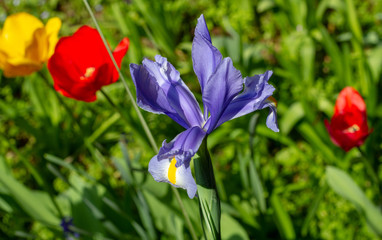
<box><xmin>194</xmin><ymin>137</ymin><xmax>221</xmax><ymax>239</ymax></box>
<box><xmin>82</xmin><ymin>2</ymin><xmax>197</xmax><ymax>239</ymax></box>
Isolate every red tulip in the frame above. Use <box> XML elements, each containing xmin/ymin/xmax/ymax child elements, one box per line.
<box><xmin>325</xmin><ymin>87</ymin><xmax>371</xmax><ymax>151</ymax></box>
<box><xmin>48</xmin><ymin>26</ymin><xmax>129</xmax><ymax>102</ymax></box>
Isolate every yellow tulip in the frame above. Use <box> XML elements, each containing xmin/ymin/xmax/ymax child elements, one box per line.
<box><xmin>0</xmin><ymin>12</ymin><xmax>61</xmax><ymax>77</ymax></box>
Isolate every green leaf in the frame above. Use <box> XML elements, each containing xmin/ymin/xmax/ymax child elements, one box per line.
<box><xmin>345</xmin><ymin>0</ymin><xmax>362</xmax><ymax>43</ymax></box>
<box><xmin>271</xmin><ymin>193</ymin><xmax>296</xmax><ymax>240</ymax></box>
<box><xmin>87</xmin><ymin>112</ymin><xmax>120</xmax><ymax>144</ymax></box>
<box><xmin>298</xmin><ymin>122</ymin><xmax>337</xmax><ymax>164</ymax></box>
<box><xmin>221</xmin><ymin>213</ymin><xmax>249</xmax><ymax>240</ymax></box>
<box><xmin>280</xmin><ymin>102</ymin><xmax>304</xmax><ymax>135</ymax></box>
<box><xmin>143</xmin><ymin>190</ymin><xmax>188</xmax><ymax>238</ymax></box>
<box><xmin>0</xmin><ymin>172</ymin><xmax>60</xmax><ymax>226</ymax></box>
<box><xmin>301</xmin><ymin>183</ymin><xmax>328</xmax><ymax>236</ymax></box>
<box><xmin>248</xmin><ymin>155</ymin><xmax>266</xmax><ymax>213</ymax></box>
<box><xmin>326</xmin><ymin>166</ymin><xmax>382</xmax><ymax>237</ymax></box>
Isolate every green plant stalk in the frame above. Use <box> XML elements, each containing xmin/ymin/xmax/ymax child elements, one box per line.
<box><xmin>39</xmin><ymin>70</ymin><xmax>109</xmax><ymax>168</ymax></box>
<box><xmin>38</xmin><ymin>70</ymin><xmax>83</xmax><ymax>131</ymax></box>
<box><xmin>99</xmin><ymin>89</ymin><xmax>152</xmax><ymax>151</ymax></box>
<box><xmin>82</xmin><ymin>0</ymin><xmax>157</xmax><ymax>152</ymax></box>
<box><xmin>194</xmin><ymin>137</ymin><xmax>221</xmax><ymax>239</ymax></box>
<box><xmin>171</xmin><ymin>186</ymin><xmax>198</xmax><ymax>240</ymax></box>
<box><xmin>357</xmin><ymin>147</ymin><xmax>380</xmax><ymax>196</ymax></box>
<box><xmin>82</xmin><ymin>2</ymin><xmax>197</xmax><ymax>239</ymax></box>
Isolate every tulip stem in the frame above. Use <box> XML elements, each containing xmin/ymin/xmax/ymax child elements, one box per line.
<box><xmin>83</xmin><ymin>2</ymin><xmax>197</xmax><ymax>239</ymax></box>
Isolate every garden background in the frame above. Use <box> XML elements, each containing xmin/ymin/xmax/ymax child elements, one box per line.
<box><xmin>0</xmin><ymin>0</ymin><xmax>381</xmax><ymax>239</ymax></box>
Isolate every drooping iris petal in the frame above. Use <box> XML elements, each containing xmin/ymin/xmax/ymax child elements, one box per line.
<box><xmin>48</xmin><ymin>26</ymin><xmax>129</xmax><ymax>102</ymax></box>
<box><xmin>259</xmin><ymin>98</ymin><xmax>279</xmax><ymax>132</ymax></box>
<box><xmin>203</xmin><ymin>57</ymin><xmax>243</xmax><ymax>133</ymax></box>
<box><xmin>192</xmin><ymin>14</ymin><xmax>222</xmax><ymax>94</ymax></box>
<box><xmin>131</xmin><ymin>55</ymin><xmax>204</xmax><ymax>128</ymax></box>
<box><xmin>325</xmin><ymin>87</ymin><xmax>371</xmax><ymax>151</ymax></box>
<box><xmin>215</xmin><ymin>70</ymin><xmax>279</xmax><ymax>132</ymax></box>
<box><xmin>148</xmin><ymin>126</ymin><xmax>206</xmax><ymax>198</ymax></box>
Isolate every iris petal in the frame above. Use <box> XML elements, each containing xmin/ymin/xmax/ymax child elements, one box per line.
<box><xmin>215</xmin><ymin>70</ymin><xmax>279</xmax><ymax>132</ymax></box>
<box><xmin>148</xmin><ymin>126</ymin><xmax>206</xmax><ymax>198</ymax></box>
<box><xmin>203</xmin><ymin>57</ymin><xmax>243</xmax><ymax>133</ymax></box>
<box><xmin>192</xmin><ymin>14</ymin><xmax>222</xmax><ymax>94</ymax></box>
<box><xmin>261</xmin><ymin>99</ymin><xmax>279</xmax><ymax>132</ymax></box>
<box><xmin>130</xmin><ymin>63</ymin><xmax>188</xmax><ymax>126</ymax></box>
<box><xmin>131</xmin><ymin>56</ymin><xmax>203</xmax><ymax>128</ymax></box>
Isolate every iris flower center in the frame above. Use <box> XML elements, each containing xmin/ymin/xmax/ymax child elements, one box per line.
<box><xmin>168</xmin><ymin>157</ymin><xmax>177</xmax><ymax>184</ymax></box>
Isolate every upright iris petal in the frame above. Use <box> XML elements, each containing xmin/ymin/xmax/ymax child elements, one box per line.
<box><xmin>0</xmin><ymin>12</ymin><xmax>61</xmax><ymax>77</ymax></box>
<box><xmin>203</xmin><ymin>57</ymin><xmax>244</xmax><ymax>133</ymax></box>
<box><xmin>192</xmin><ymin>15</ymin><xmax>222</xmax><ymax>94</ymax></box>
<box><xmin>48</xmin><ymin>26</ymin><xmax>129</xmax><ymax>102</ymax></box>
<box><xmin>130</xmin><ymin>14</ymin><xmax>279</xmax><ymax>198</ymax></box>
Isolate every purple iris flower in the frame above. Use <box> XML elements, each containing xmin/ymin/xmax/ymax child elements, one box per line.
<box><xmin>60</xmin><ymin>217</ymin><xmax>79</xmax><ymax>239</ymax></box>
<box><xmin>130</xmin><ymin>14</ymin><xmax>279</xmax><ymax>199</ymax></box>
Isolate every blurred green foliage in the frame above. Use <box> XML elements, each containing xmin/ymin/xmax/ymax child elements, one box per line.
<box><xmin>0</xmin><ymin>0</ymin><xmax>381</xmax><ymax>239</ymax></box>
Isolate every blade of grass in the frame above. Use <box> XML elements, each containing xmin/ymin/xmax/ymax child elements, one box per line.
<box><xmin>301</xmin><ymin>182</ymin><xmax>328</xmax><ymax>236</ymax></box>
<box><xmin>270</xmin><ymin>192</ymin><xmax>296</xmax><ymax>240</ymax></box>
<box><xmin>99</xmin><ymin>89</ymin><xmax>152</xmax><ymax>151</ymax></box>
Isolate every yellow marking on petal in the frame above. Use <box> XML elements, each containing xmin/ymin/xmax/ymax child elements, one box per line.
<box><xmin>168</xmin><ymin>157</ymin><xmax>177</xmax><ymax>184</ymax></box>
<box><xmin>267</xmin><ymin>96</ymin><xmax>277</xmax><ymax>107</ymax></box>
<box><xmin>343</xmin><ymin>124</ymin><xmax>360</xmax><ymax>133</ymax></box>
<box><xmin>80</xmin><ymin>67</ymin><xmax>96</xmax><ymax>80</ymax></box>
